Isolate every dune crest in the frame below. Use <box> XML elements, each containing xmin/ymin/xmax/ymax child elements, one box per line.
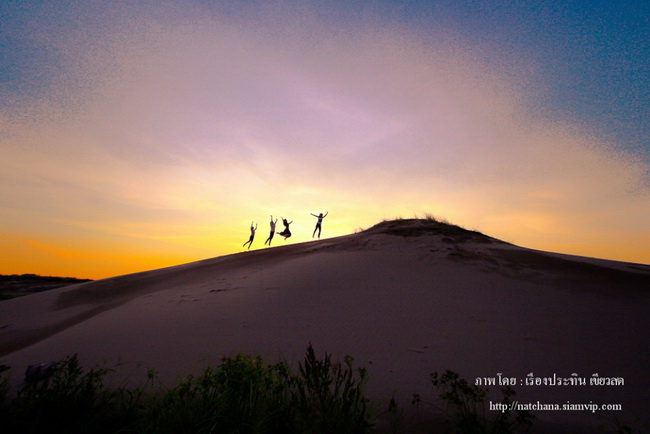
<box><xmin>1</xmin><ymin>219</ymin><xmax>648</xmax><ymax>431</ymax></box>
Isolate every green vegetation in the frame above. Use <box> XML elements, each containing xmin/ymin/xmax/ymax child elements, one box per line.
<box><xmin>0</xmin><ymin>274</ymin><xmax>92</xmax><ymax>301</ymax></box>
<box><xmin>16</xmin><ymin>347</ymin><xmax>641</xmax><ymax>433</ymax></box>
<box><xmin>0</xmin><ymin>274</ymin><xmax>92</xmax><ymax>284</ymax></box>
<box><xmin>0</xmin><ymin>346</ymin><xmax>370</xmax><ymax>434</ymax></box>
<box><xmin>429</xmin><ymin>370</ymin><xmax>534</xmax><ymax>433</ymax></box>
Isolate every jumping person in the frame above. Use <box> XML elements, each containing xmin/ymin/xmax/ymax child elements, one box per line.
<box><xmin>278</xmin><ymin>217</ymin><xmax>293</xmax><ymax>239</ymax></box>
<box><xmin>243</xmin><ymin>221</ymin><xmax>257</xmax><ymax>250</ymax></box>
<box><xmin>311</xmin><ymin>211</ymin><xmax>328</xmax><ymax>238</ymax></box>
<box><xmin>265</xmin><ymin>215</ymin><xmax>278</xmax><ymax>246</ymax></box>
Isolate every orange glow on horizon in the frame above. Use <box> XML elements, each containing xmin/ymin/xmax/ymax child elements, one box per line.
<box><xmin>1</xmin><ymin>4</ymin><xmax>648</xmax><ymax>279</ymax></box>
<box><xmin>3</xmin><ymin>207</ymin><xmax>650</xmax><ymax>280</ymax></box>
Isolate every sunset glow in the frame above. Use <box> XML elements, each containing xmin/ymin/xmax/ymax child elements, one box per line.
<box><xmin>2</xmin><ymin>1</ymin><xmax>648</xmax><ymax>279</ymax></box>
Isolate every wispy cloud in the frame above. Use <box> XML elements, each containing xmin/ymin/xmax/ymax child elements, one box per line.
<box><xmin>1</xmin><ymin>2</ymin><xmax>648</xmax><ymax>277</ymax></box>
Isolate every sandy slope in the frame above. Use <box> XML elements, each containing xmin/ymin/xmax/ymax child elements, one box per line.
<box><xmin>1</xmin><ymin>219</ymin><xmax>649</xmax><ymax>432</ymax></box>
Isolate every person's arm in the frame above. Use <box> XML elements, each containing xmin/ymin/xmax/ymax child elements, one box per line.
<box><xmin>324</xmin><ymin>211</ymin><xmax>329</xmax><ymax>218</ymax></box>
<box><xmin>311</xmin><ymin>213</ymin><xmax>317</xmax><ymax>217</ymax></box>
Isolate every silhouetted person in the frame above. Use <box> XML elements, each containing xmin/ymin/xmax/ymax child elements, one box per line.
<box><xmin>278</xmin><ymin>217</ymin><xmax>293</xmax><ymax>239</ymax></box>
<box><xmin>265</xmin><ymin>215</ymin><xmax>278</xmax><ymax>246</ymax></box>
<box><xmin>311</xmin><ymin>211</ymin><xmax>328</xmax><ymax>238</ymax></box>
<box><xmin>243</xmin><ymin>221</ymin><xmax>257</xmax><ymax>250</ymax></box>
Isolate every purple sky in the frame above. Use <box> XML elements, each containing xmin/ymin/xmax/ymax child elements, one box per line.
<box><xmin>1</xmin><ymin>1</ymin><xmax>648</xmax><ymax>278</ymax></box>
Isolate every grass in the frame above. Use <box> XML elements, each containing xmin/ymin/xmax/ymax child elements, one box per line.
<box><xmin>4</xmin><ymin>356</ymin><xmax>125</xmax><ymax>433</ymax></box>
<box><xmin>293</xmin><ymin>345</ymin><xmax>370</xmax><ymax>433</ymax></box>
<box><xmin>0</xmin><ymin>274</ymin><xmax>93</xmax><ymax>301</ymax></box>
<box><xmin>0</xmin><ymin>345</ymin><xmax>371</xmax><ymax>434</ymax></box>
<box><xmin>0</xmin><ymin>274</ymin><xmax>92</xmax><ymax>283</ymax></box>
<box><xmin>8</xmin><ymin>348</ymin><xmax>638</xmax><ymax>433</ymax></box>
<box><xmin>420</xmin><ymin>213</ymin><xmax>449</xmax><ymax>224</ymax></box>
<box><xmin>430</xmin><ymin>370</ymin><xmax>534</xmax><ymax>433</ymax></box>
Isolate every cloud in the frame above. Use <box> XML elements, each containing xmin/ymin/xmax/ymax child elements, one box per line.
<box><xmin>1</xmin><ymin>2</ymin><xmax>648</xmax><ymax>277</ymax></box>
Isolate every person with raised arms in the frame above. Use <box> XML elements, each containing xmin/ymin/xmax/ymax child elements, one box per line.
<box><xmin>242</xmin><ymin>221</ymin><xmax>257</xmax><ymax>250</ymax></box>
<box><xmin>265</xmin><ymin>215</ymin><xmax>278</xmax><ymax>246</ymax></box>
<box><xmin>311</xmin><ymin>211</ymin><xmax>328</xmax><ymax>238</ymax></box>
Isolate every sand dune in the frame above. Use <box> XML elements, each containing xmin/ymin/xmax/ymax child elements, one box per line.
<box><xmin>1</xmin><ymin>219</ymin><xmax>648</xmax><ymax>432</ymax></box>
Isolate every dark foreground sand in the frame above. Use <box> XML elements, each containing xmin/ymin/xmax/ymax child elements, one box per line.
<box><xmin>1</xmin><ymin>219</ymin><xmax>648</xmax><ymax>432</ymax></box>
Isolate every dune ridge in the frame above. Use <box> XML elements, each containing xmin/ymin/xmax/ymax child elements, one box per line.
<box><xmin>1</xmin><ymin>218</ymin><xmax>648</xmax><ymax>431</ymax></box>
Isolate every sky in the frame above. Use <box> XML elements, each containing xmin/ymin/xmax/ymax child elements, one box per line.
<box><xmin>1</xmin><ymin>0</ymin><xmax>648</xmax><ymax>279</ymax></box>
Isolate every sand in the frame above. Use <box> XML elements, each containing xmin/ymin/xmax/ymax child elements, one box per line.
<box><xmin>1</xmin><ymin>219</ymin><xmax>648</xmax><ymax>432</ymax></box>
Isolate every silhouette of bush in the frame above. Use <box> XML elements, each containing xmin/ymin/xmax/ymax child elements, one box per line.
<box><xmin>1</xmin><ymin>355</ymin><xmax>130</xmax><ymax>433</ymax></box>
<box><xmin>0</xmin><ymin>346</ymin><xmax>372</xmax><ymax>434</ymax></box>
<box><xmin>291</xmin><ymin>345</ymin><xmax>371</xmax><ymax>433</ymax></box>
